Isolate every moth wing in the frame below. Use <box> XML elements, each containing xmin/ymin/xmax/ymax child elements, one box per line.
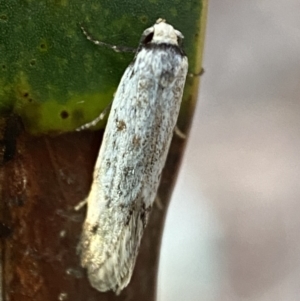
<box><xmin>80</xmin><ymin>195</ymin><xmax>150</xmax><ymax>293</ymax></box>
<box><xmin>80</xmin><ymin>64</ymin><xmax>151</xmax><ymax>293</ymax></box>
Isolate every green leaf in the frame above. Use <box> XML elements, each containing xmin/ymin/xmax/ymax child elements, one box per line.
<box><xmin>0</xmin><ymin>0</ymin><xmax>205</xmax><ymax>135</ymax></box>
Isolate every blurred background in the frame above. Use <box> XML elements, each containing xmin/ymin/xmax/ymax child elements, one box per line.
<box><xmin>158</xmin><ymin>1</ymin><xmax>300</xmax><ymax>300</ymax></box>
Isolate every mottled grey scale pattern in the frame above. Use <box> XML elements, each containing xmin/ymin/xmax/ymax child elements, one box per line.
<box><xmin>79</xmin><ymin>19</ymin><xmax>188</xmax><ymax>293</ymax></box>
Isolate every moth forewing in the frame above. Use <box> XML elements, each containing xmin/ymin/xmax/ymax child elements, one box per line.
<box><xmin>79</xmin><ymin>18</ymin><xmax>188</xmax><ymax>293</ymax></box>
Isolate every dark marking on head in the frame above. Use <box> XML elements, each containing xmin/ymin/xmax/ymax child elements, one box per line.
<box><xmin>144</xmin><ymin>43</ymin><xmax>185</xmax><ymax>57</ymax></box>
<box><xmin>143</xmin><ymin>32</ymin><xmax>154</xmax><ymax>45</ymax></box>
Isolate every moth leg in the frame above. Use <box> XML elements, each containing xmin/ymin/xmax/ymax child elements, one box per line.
<box><xmin>74</xmin><ymin>198</ymin><xmax>87</xmax><ymax>211</ymax></box>
<box><xmin>174</xmin><ymin>68</ymin><xmax>205</xmax><ymax>138</ymax></box>
<box><xmin>188</xmin><ymin>67</ymin><xmax>205</xmax><ymax>78</ymax></box>
<box><xmin>154</xmin><ymin>196</ymin><xmax>164</xmax><ymax>210</ymax></box>
<box><xmin>80</xmin><ymin>24</ymin><xmax>136</xmax><ymax>53</ymax></box>
<box><xmin>76</xmin><ymin>101</ymin><xmax>113</xmax><ymax>131</ymax></box>
<box><xmin>174</xmin><ymin>125</ymin><xmax>186</xmax><ymax>139</ymax></box>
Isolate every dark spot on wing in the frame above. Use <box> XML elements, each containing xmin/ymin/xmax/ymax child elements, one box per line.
<box><xmin>140</xmin><ymin>204</ymin><xmax>152</xmax><ymax>228</ymax></box>
<box><xmin>91</xmin><ymin>224</ymin><xmax>99</xmax><ymax>234</ymax></box>
<box><xmin>132</xmin><ymin>135</ymin><xmax>141</xmax><ymax>148</ymax></box>
<box><xmin>106</xmin><ymin>159</ymin><xmax>111</xmax><ymax>168</ymax></box>
<box><xmin>116</xmin><ymin>119</ymin><xmax>126</xmax><ymax>131</ymax></box>
<box><xmin>123</xmin><ymin>166</ymin><xmax>133</xmax><ymax>177</ymax></box>
<box><xmin>126</xmin><ymin>208</ymin><xmax>134</xmax><ymax>226</ymax></box>
<box><xmin>130</xmin><ymin>69</ymin><xmax>135</xmax><ymax>79</ymax></box>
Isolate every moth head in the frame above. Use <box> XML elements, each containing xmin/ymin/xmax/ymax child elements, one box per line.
<box><xmin>141</xmin><ymin>18</ymin><xmax>184</xmax><ymax>46</ymax></box>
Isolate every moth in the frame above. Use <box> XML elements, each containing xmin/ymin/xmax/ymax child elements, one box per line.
<box><xmin>79</xmin><ymin>18</ymin><xmax>188</xmax><ymax>293</ymax></box>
